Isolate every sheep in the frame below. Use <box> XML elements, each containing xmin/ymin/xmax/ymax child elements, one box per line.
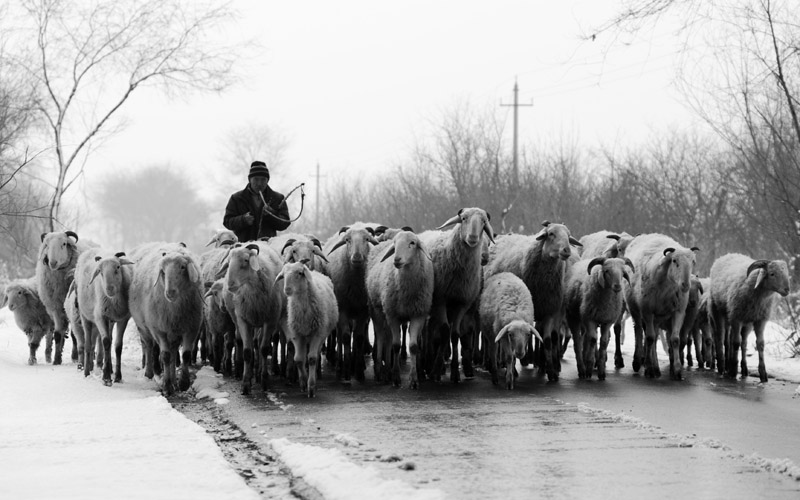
<box><xmin>624</xmin><ymin>233</ymin><xmax>698</xmax><ymax>380</ymax></box>
<box><xmin>709</xmin><ymin>253</ymin><xmax>790</xmax><ymax>382</ymax></box>
<box><xmin>1</xmin><ymin>278</ymin><xmax>54</xmax><ymax>365</ymax></box>
<box><xmin>268</xmin><ymin>233</ymin><xmax>328</xmax><ymax>272</ymax></box>
<box><xmin>325</xmin><ymin>222</ymin><xmax>380</xmax><ymax>382</ymax></box>
<box><xmin>202</xmin><ymin>278</ymin><xmax>234</xmax><ymax>374</ymax></box>
<box><xmin>657</xmin><ymin>274</ymin><xmax>705</xmax><ymax>367</ymax></box>
<box><xmin>64</xmin><ymin>281</ymin><xmax>87</xmax><ymax>370</ymax></box>
<box><xmin>36</xmin><ymin>231</ymin><xmax>88</xmax><ymax>364</ymax></box>
<box><xmin>479</xmin><ymin>272</ymin><xmax>542</xmax><ymax>389</ymax></box>
<box><xmin>684</xmin><ymin>277</ymin><xmax>711</xmax><ymax>369</ymax></box>
<box><xmin>220</xmin><ymin>242</ymin><xmax>283</xmax><ymax>394</ymax></box>
<box><xmin>418</xmin><ymin>207</ymin><xmax>495</xmax><ymax>383</ymax></box>
<box><xmin>75</xmin><ymin>248</ymin><xmax>135</xmax><ymax>385</ymax></box>
<box><xmin>128</xmin><ymin>243</ymin><xmax>204</xmax><ymax>395</ymax></box>
<box><xmin>366</xmin><ymin>230</ymin><xmax>434</xmax><ymax>388</ymax></box>
<box><xmin>205</xmin><ymin>229</ymin><xmax>238</xmax><ymax>248</ymax></box>
<box><xmin>275</xmin><ymin>260</ymin><xmax>338</xmax><ymax>397</ymax></box>
<box><xmin>564</xmin><ymin>257</ymin><xmax>633</xmax><ymax>380</ymax></box>
<box><xmin>484</xmin><ymin>221</ymin><xmax>581</xmax><ymax>381</ymax></box>
<box><xmin>198</xmin><ymin>242</ymin><xmax>238</xmax><ymax>369</ymax></box>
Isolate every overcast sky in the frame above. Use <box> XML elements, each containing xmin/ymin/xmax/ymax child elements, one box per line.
<box><xmin>74</xmin><ymin>0</ymin><xmax>701</xmax><ymax>223</ymax></box>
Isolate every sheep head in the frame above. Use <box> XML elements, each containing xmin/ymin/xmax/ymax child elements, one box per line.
<box><xmin>588</xmin><ymin>257</ymin><xmax>628</xmax><ymax>293</ymax></box>
<box><xmin>225</xmin><ymin>245</ymin><xmax>262</xmax><ymax>293</ymax></box>
<box><xmin>91</xmin><ymin>253</ymin><xmax>135</xmax><ymax>298</ymax></box>
<box><xmin>281</xmin><ymin>238</ymin><xmax>328</xmax><ymax>269</ymax></box>
<box><xmin>380</xmin><ymin>230</ymin><xmax>431</xmax><ymax>269</ymax></box>
<box><xmin>658</xmin><ymin>247</ymin><xmax>697</xmax><ymax>293</ymax></box>
<box><xmin>206</xmin><ymin>229</ymin><xmax>238</xmax><ymax>248</ymax></box>
<box><xmin>275</xmin><ymin>261</ymin><xmax>311</xmax><ymax>297</ymax></box>
<box><xmin>534</xmin><ymin>223</ymin><xmax>581</xmax><ymax>261</ymax></box>
<box><xmin>2</xmin><ymin>283</ymin><xmax>34</xmax><ymax>312</ymax></box>
<box><xmin>328</xmin><ymin>225</ymin><xmax>378</xmax><ymax>267</ymax></box>
<box><xmin>204</xmin><ymin>279</ymin><xmax>227</xmax><ymax>310</ymax></box>
<box><xmin>154</xmin><ymin>252</ymin><xmax>200</xmax><ymax>303</ymax></box>
<box><xmin>39</xmin><ymin>231</ymin><xmax>79</xmax><ymax>271</ymax></box>
<box><xmin>495</xmin><ymin>320</ymin><xmax>541</xmax><ymax>361</ymax></box>
<box><xmin>747</xmin><ymin>259</ymin><xmax>790</xmax><ymax>296</ymax></box>
<box><xmin>437</xmin><ymin>207</ymin><xmax>495</xmax><ymax>248</ymax></box>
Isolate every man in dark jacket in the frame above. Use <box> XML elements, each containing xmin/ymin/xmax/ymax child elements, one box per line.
<box><xmin>223</xmin><ymin>161</ymin><xmax>291</xmax><ymax>241</ymax></box>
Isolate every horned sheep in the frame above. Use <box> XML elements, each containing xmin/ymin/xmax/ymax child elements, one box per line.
<box><xmin>484</xmin><ymin>221</ymin><xmax>581</xmax><ymax>381</ymax></box>
<box><xmin>419</xmin><ymin>207</ymin><xmax>495</xmax><ymax>383</ymax></box>
<box><xmin>1</xmin><ymin>278</ymin><xmax>54</xmax><ymax>365</ymax></box>
<box><xmin>479</xmin><ymin>272</ymin><xmax>542</xmax><ymax>390</ymax></box>
<box><xmin>624</xmin><ymin>233</ymin><xmax>698</xmax><ymax>380</ymax></box>
<box><xmin>366</xmin><ymin>230</ymin><xmax>434</xmax><ymax>388</ymax></box>
<box><xmin>564</xmin><ymin>257</ymin><xmax>632</xmax><ymax>380</ymax></box>
<box><xmin>710</xmin><ymin>253</ymin><xmax>790</xmax><ymax>382</ymax></box>
<box><xmin>205</xmin><ymin>229</ymin><xmax>238</xmax><ymax>248</ymax></box>
<box><xmin>276</xmin><ymin>260</ymin><xmax>339</xmax><ymax>397</ymax></box>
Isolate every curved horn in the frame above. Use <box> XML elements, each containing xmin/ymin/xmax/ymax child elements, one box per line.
<box><xmin>746</xmin><ymin>260</ymin><xmax>770</xmax><ymax>277</ymax></box>
<box><xmin>606</xmin><ymin>234</ymin><xmax>621</xmax><ymax>241</ymax></box>
<box><xmin>663</xmin><ymin>247</ymin><xmax>675</xmax><ymax>257</ymax></box>
<box><xmin>436</xmin><ymin>214</ymin><xmax>461</xmax><ymax>230</ymax></box>
<box><xmin>623</xmin><ymin>258</ymin><xmax>635</xmax><ymax>273</ymax></box>
<box><xmin>494</xmin><ymin>324</ymin><xmax>511</xmax><ymax>344</ymax></box>
<box><xmin>274</xmin><ymin>270</ymin><xmax>285</xmax><ymax>285</ymax></box>
<box><xmin>373</xmin><ymin>225</ymin><xmax>389</xmax><ymax>236</ymax></box>
<box><xmin>690</xmin><ymin>246</ymin><xmax>701</xmax><ymax>252</ymax></box>
<box><xmin>114</xmin><ymin>252</ymin><xmax>126</xmax><ymax>258</ymax></box>
<box><xmin>281</xmin><ymin>239</ymin><xmax>297</xmax><ymax>256</ymax></box>
<box><xmin>94</xmin><ymin>256</ymin><xmax>102</xmax><ymax>262</ymax></box>
<box><xmin>529</xmin><ymin>325</ymin><xmax>543</xmax><ymax>343</ymax></box>
<box><xmin>380</xmin><ymin>246</ymin><xmax>396</xmax><ymax>262</ymax></box>
<box><xmin>311</xmin><ymin>246</ymin><xmax>329</xmax><ymax>263</ymax></box>
<box><xmin>587</xmin><ymin>257</ymin><xmax>606</xmax><ymax>275</ymax></box>
<box><xmin>338</xmin><ymin>226</ymin><xmax>350</xmax><ymax>234</ymax></box>
<box><xmin>219</xmin><ymin>239</ymin><xmax>236</xmax><ymax>247</ymax></box>
<box><xmin>65</xmin><ymin>231</ymin><xmax>79</xmax><ymax>243</ymax></box>
<box><xmin>401</xmin><ymin>226</ymin><xmax>414</xmax><ymax>233</ymax></box>
<box><xmin>328</xmin><ymin>238</ymin><xmax>347</xmax><ymax>256</ymax></box>
<box><xmin>245</xmin><ymin>243</ymin><xmax>260</xmax><ymax>255</ymax></box>
<box><xmin>483</xmin><ymin>220</ymin><xmax>496</xmax><ymax>245</ymax></box>
<box><xmin>311</xmin><ymin>238</ymin><xmax>323</xmax><ymax>250</ymax></box>
<box><xmin>541</xmin><ymin>220</ymin><xmax>551</xmax><ymax>227</ymax></box>
<box><xmin>89</xmin><ymin>267</ymin><xmax>103</xmax><ymax>284</ymax></box>
<box><xmin>40</xmin><ymin>232</ymin><xmax>47</xmax><ymax>243</ymax></box>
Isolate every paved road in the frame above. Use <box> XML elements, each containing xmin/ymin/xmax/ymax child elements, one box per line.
<box><xmin>177</xmin><ymin>352</ymin><xmax>800</xmax><ymax>499</ymax></box>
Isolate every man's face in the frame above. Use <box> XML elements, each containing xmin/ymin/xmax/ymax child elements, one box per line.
<box><xmin>249</xmin><ymin>176</ymin><xmax>269</xmax><ymax>192</ymax></box>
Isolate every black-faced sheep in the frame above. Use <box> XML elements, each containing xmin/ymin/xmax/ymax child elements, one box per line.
<box><xmin>36</xmin><ymin>231</ymin><xmax>87</xmax><ymax>364</ymax></box>
<box><xmin>710</xmin><ymin>253</ymin><xmax>790</xmax><ymax>382</ymax></box>
<box><xmin>366</xmin><ymin>230</ymin><xmax>434</xmax><ymax>388</ymax></box>
<box><xmin>419</xmin><ymin>207</ymin><xmax>495</xmax><ymax>383</ymax></box>
<box><xmin>1</xmin><ymin>278</ymin><xmax>54</xmax><ymax>365</ymax></box>
<box><xmin>564</xmin><ymin>257</ymin><xmax>632</xmax><ymax>380</ymax></box>
<box><xmin>479</xmin><ymin>272</ymin><xmax>541</xmax><ymax>390</ymax></box>
<box><xmin>624</xmin><ymin>233</ymin><xmax>698</xmax><ymax>380</ymax></box>
<box><xmin>75</xmin><ymin>248</ymin><xmax>134</xmax><ymax>385</ymax></box>
<box><xmin>484</xmin><ymin>221</ymin><xmax>581</xmax><ymax>381</ymax></box>
<box><xmin>325</xmin><ymin>223</ymin><xmax>379</xmax><ymax>382</ymax></box>
<box><xmin>275</xmin><ymin>260</ymin><xmax>338</xmax><ymax>397</ymax></box>
<box><xmin>128</xmin><ymin>243</ymin><xmax>204</xmax><ymax>395</ymax></box>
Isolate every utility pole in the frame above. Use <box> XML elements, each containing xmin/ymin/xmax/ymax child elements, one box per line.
<box><xmin>500</xmin><ymin>79</ymin><xmax>533</xmax><ymax>187</ymax></box>
<box><xmin>314</xmin><ymin>162</ymin><xmax>326</xmax><ymax>235</ymax></box>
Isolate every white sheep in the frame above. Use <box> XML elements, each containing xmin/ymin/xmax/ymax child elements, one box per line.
<box><xmin>419</xmin><ymin>207</ymin><xmax>495</xmax><ymax>383</ymax></box>
<box><xmin>36</xmin><ymin>230</ymin><xmax>88</xmax><ymax>364</ymax></box>
<box><xmin>205</xmin><ymin>229</ymin><xmax>238</xmax><ymax>248</ymax></box>
<box><xmin>64</xmin><ymin>281</ymin><xmax>89</xmax><ymax>371</ymax></box>
<box><xmin>203</xmin><ymin>278</ymin><xmax>235</xmax><ymax>374</ymax></box>
<box><xmin>484</xmin><ymin>221</ymin><xmax>581</xmax><ymax>381</ymax></box>
<box><xmin>221</xmin><ymin>242</ymin><xmax>283</xmax><ymax>394</ymax></box>
<box><xmin>325</xmin><ymin>222</ymin><xmax>380</xmax><ymax>382</ymax></box>
<box><xmin>75</xmin><ymin>248</ymin><xmax>135</xmax><ymax>385</ymax></box>
<box><xmin>366</xmin><ymin>230</ymin><xmax>434</xmax><ymax>388</ymax></box>
<box><xmin>275</xmin><ymin>260</ymin><xmax>339</xmax><ymax>397</ymax></box>
<box><xmin>624</xmin><ymin>233</ymin><xmax>698</xmax><ymax>380</ymax></box>
<box><xmin>564</xmin><ymin>257</ymin><xmax>632</xmax><ymax>380</ymax></box>
<box><xmin>269</xmin><ymin>233</ymin><xmax>328</xmax><ymax>271</ymax></box>
<box><xmin>1</xmin><ymin>278</ymin><xmax>54</xmax><ymax>365</ymax></box>
<box><xmin>128</xmin><ymin>243</ymin><xmax>204</xmax><ymax>395</ymax></box>
<box><xmin>479</xmin><ymin>272</ymin><xmax>542</xmax><ymax>390</ymax></box>
<box><xmin>709</xmin><ymin>253</ymin><xmax>790</xmax><ymax>382</ymax></box>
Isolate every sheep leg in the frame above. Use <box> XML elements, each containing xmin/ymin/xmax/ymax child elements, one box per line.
<box><xmin>95</xmin><ymin>333</ymin><xmax>105</xmax><ymax>369</ymax></box>
<box><xmin>485</xmin><ymin>331</ymin><xmax>498</xmax><ymax>386</ymax></box>
<box><xmin>73</xmin><ymin>320</ymin><xmax>85</xmax><ymax>371</ymax></box>
<box><xmin>407</xmin><ymin>317</ymin><xmax>425</xmax><ymax>389</ymax></box>
<box><xmin>178</xmin><ymin>333</ymin><xmax>196</xmax><ymax>392</ymax></box>
<box><xmin>711</xmin><ymin>303</ymin><xmax>727</xmax><ymax>375</ymax></box>
<box><xmin>597</xmin><ymin>323</ymin><xmax>611</xmax><ymax>381</ymax></box>
<box><xmin>505</xmin><ymin>344</ymin><xmax>516</xmax><ymax>390</ymax></box>
<box><xmin>70</xmin><ymin>332</ymin><xmax>79</xmax><ymax>363</ymax></box>
<box><xmin>754</xmin><ymin>319</ymin><xmax>768</xmax><ymax>383</ymax></box>
<box><xmin>614</xmin><ymin>320</ymin><xmax>625</xmax><ymax>369</ymax></box>
<box><xmin>632</xmin><ymin>316</ymin><xmax>644</xmax><ymax>373</ymax></box>
<box><xmin>739</xmin><ymin>323</ymin><xmax>752</xmax><ymax>379</ymax></box>
<box><xmin>97</xmin><ymin>318</ymin><xmax>114</xmax><ymax>386</ymax></box>
<box><xmin>82</xmin><ymin>321</ymin><xmax>97</xmax><ymax>377</ymax></box>
<box><xmin>52</xmin><ymin>310</ymin><xmax>68</xmax><ymax>365</ymax></box>
<box><xmin>234</xmin><ymin>336</ymin><xmax>244</xmax><ymax>380</ymax></box>
<box><xmin>114</xmin><ymin>318</ymin><xmax>128</xmax><ymax>383</ymax></box>
<box><xmin>401</xmin><ymin>323</ymin><xmax>409</xmax><ymax>365</ymax></box>
<box><xmin>336</xmin><ymin>315</ymin><xmax>352</xmax><ymax>382</ymax></box>
<box><xmin>325</xmin><ymin>330</ymin><xmax>337</xmax><ymax>368</ymax></box>
<box><xmin>155</xmin><ymin>335</ymin><xmax>175</xmax><ymax>396</ymax></box>
<box><xmin>293</xmin><ymin>338</ymin><xmax>309</xmax><ymax>394</ymax></box>
<box><xmin>669</xmin><ymin>311</ymin><xmax>685</xmax><ymax>380</ymax></box>
<box><xmin>353</xmin><ymin>318</ymin><xmax>369</xmax><ymax>382</ymax></box>
<box><xmin>238</xmin><ymin>319</ymin><xmax>255</xmax><ymax>395</ymax></box>
<box><xmin>387</xmin><ymin>316</ymin><xmax>403</xmax><ymax>387</ymax></box>
<box><xmin>428</xmin><ymin>306</ymin><xmax>448</xmax><ymax>382</ymax></box>
<box><xmin>286</xmin><ymin>340</ymin><xmax>298</xmax><ymax>384</ymax></box>
<box><xmin>540</xmin><ymin>317</ymin><xmax>559</xmax><ymax>382</ymax></box>
<box><xmin>583</xmin><ymin>320</ymin><xmax>598</xmax><ymax>380</ymax></box>
<box><xmin>307</xmin><ymin>335</ymin><xmax>326</xmax><ymax>398</ymax></box>
<box><xmin>26</xmin><ymin>332</ymin><xmax>39</xmax><ymax>365</ymax></box>
<box><xmin>369</xmin><ymin>308</ymin><xmax>385</xmax><ymax>382</ymax></box>
<box><xmin>448</xmin><ymin>307</ymin><xmax>468</xmax><ymax>383</ymax></box>
<box><xmin>725</xmin><ymin>321</ymin><xmax>742</xmax><ymax>379</ymax></box>
<box><xmin>138</xmin><ymin>326</ymin><xmax>154</xmax><ymax>379</ymax></box>
<box><xmin>643</xmin><ymin>316</ymin><xmax>661</xmax><ymax>378</ymax></box>
<box><xmin>568</xmin><ymin>318</ymin><xmax>585</xmax><ymax>379</ymax></box>
<box><xmin>222</xmin><ymin>330</ymin><xmax>234</xmax><ymax>376</ymax></box>
<box><xmin>44</xmin><ymin>330</ymin><xmax>53</xmax><ymax>364</ymax></box>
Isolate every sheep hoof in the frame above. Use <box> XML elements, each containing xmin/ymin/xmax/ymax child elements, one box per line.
<box><xmin>53</xmin><ymin>355</ymin><xmax>62</xmax><ymax>366</ymax></box>
<box><xmin>632</xmin><ymin>358</ymin><xmax>641</xmax><ymax>372</ymax></box>
<box><xmin>45</xmin><ymin>354</ymin><xmax>52</xmax><ymax>364</ymax></box>
<box><xmin>114</xmin><ymin>374</ymin><xmax>123</xmax><ymax>383</ymax></box>
<box><xmin>77</xmin><ymin>363</ymin><xmax>83</xmax><ymax>371</ymax></box>
<box><xmin>28</xmin><ymin>357</ymin><xmax>36</xmax><ymax>366</ymax></box>
<box><xmin>759</xmin><ymin>369</ymin><xmax>768</xmax><ymax>383</ymax></box>
<box><xmin>598</xmin><ymin>372</ymin><xmax>606</xmax><ymax>381</ymax></box>
<box><xmin>103</xmin><ymin>379</ymin><xmax>113</xmax><ymax>387</ymax></box>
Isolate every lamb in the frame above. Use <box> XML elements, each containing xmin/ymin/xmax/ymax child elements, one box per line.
<box><xmin>484</xmin><ymin>221</ymin><xmax>581</xmax><ymax>381</ymax></box>
<box><xmin>275</xmin><ymin>260</ymin><xmax>339</xmax><ymax>397</ymax></box>
<box><xmin>221</xmin><ymin>242</ymin><xmax>283</xmax><ymax>394</ymax></box>
<box><xmin>36</xmin><ymin>231</ymin><xmax>88</xmax><ymax>364</ymax></box>
<box><xmin>205</xmin><ymin>229</ymin><xmax>238</xmax><ymax>248</ymax></box>
<box><xmin>203</xmin><ymin>279</ymin><xmax>234</xmax><ymax>374</ymax></box>
<box><xmin>624</xmin><ymin>233</ymin><xmax>698</xmax><ymax>380</ymax></box>
<box><xmin>128</xmin><ymin>243</ymin><xmax>204</xmax><ymax>395</ymax></box>
<box><xmin>64</xmin><ymin>281</ymin><xmax>88</xmax><ymax>371</ymax></box>
<box><xmin>1</xmin><ymin>278</ymin><xmax>54</xmax><ymax>365</ymax></box>
<box><xmin>75</xmin><ymin>248</ymin><xmax>134</xmax><ymax>385</ymax></box>
<box><xmin>479</xmin><ymin>272</ymin><xmax>542</xmax><ymax>389</ymax></box>
<box><xmin>419</xmin><ymin>207</ymin><xmax>495</xmax><ymax>383</ymax></box>
<box><xmin>684</xmin><ymin>277</ymin><xmax>711</xmax><ymax>369</ymax></box>
<box><xmin>709</xmin><ymin>253</ymin><xmax>790</xmax><ymax>382</ymax></box>
<box><xmin>325</xmin><ymin>223</ymin><xmax>380</xmax><ymax>382</ymax></box>
<box><xmin>564</xmin><ymin>257</ymin><xmax>633</xmax><ymax>380</ymax></box>
<box><xmin>366</xmin><ymin>230</ymin><xmax>434</xmax><ymax>388</ymax></box>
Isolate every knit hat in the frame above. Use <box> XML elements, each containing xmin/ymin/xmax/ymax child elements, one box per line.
<box><xmin>248</xmin><ymin>161</ymin><xmax>270</xmax><ymax>180</ymax></box>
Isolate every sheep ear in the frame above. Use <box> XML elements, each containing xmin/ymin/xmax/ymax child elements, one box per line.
<box><xmin>534</xmin><ymin>228</ymin><xmax>548</xmax><ymax>241</ymax></box>
<box><xmin>328</xmin><ymin>238</ymin><xmax>347</xmax><ymax>256</ymax></box>
<box><xmin>311</xmin><ymin>238</ymin><xmax>323</xmax><ymax>250</ymax></box>
<box><xmin>419</xmin><ymin>244</ymin><xmax>433</xmax><ymax>262</ymax></box>
<box><xmin>1</xmin><ymin>292</ymin><xmax>7</xmax><ymax>309</ymax></box>
<box><xmin>494</xmin><ymin>324</ymin><xmax>511</xmax><ymax>343</ymax></box>
<box><xmin>623</xmin><ymin>258</ymin><xmax>635</xmax><ymax>273</ymax></box>
<box><xmin>188</xmin><ymin>262</ymin><xmax>200</xmax><ymax>283</ymax></box>
<box><xmin>436</xmin><ymin>214</ymin><xmax>461</xmax><ymax>230</ymax></box>
<box><xmin>529</xmin><ymin>325</ymin><xmax>543</xmax><ymax>343</ymax></box>
<box><xmin>622</xmin><ymin>269</ymin><xmax>631</xmax><ymax>284</ymax></box>
<box><xmin>153</xmin><ymin>269</ymin><xmax>165</xmax><ymax>288</ymax></box>
<box><xmin>587</xmin><ymin>257</ymin><xmax>605</xmax><ymax>275</ymax></box>
<box><xmin>380</xmin><ymin>246</ymin><xmax>396</xmax><ymax>262</ymax></box>
<box><xmin>696</xmin><ymin>279</ymin><xmax>704</xmax><ymax>295</ymax></box>
<box><xmin>249</xmin><ymin>254</ymin><xmax>260</xmax><ymax>272</ymax></box>
<box><xmin>274</xmin><ymin>271</ymin><xmax>284</xmax><ymax>285</ymax></box>
<box><xmin>94</xmin><ymin>256</ymin><xmax>102</xmax><ymax>262</ymax></box>
<box><xmin>205</xmin><ymin>236</ymin><xmax>217</xmax><ymax>247</ymax></box>
<box><xmin>40</xmin><ymin>233</ymin><xmax>47</xmax><ymax>243</ymax></box>
<box><xmin>214</xmin><ymin>263</ymin><xmax>229</xmax><ymax>281</ymax></box>
<box><xmin>338</xmin><ymin>226</ymin><xmax>350</xmax><ymax>234</ymax></box>
<box><xmin>119</xmin><ymin>258</ymin><xmax>135</xmax><ymax>266</ymax></box>
<box><xmin>483</xmin><ymin>220</ymin><xmax>496</xmax><ymax>244</ymax></box>
<box><xmin>89</xmin><ymin>267</ymin><xmax>102</xmax><ymax>285</ymax></box>
<box><xmin>312</xmin><ymin>246</ymin><xmax>329</xmax><ymax>263</ymax></box>
<box><xmin>569</xmin><ymin>236</ymin><xmax>583</xmax><ymax>247</ymax></box>
<box><xmin>754</xmin><ymin>269</ymin><xmax>766</xmax><ymax>289</ymax></box>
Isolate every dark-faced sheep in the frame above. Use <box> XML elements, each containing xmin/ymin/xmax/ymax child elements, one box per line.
<box><xmin>366</xmin><ymin>230</ymin><xmax>434</xmax><ymax>388</ymax></box>
<box><xmin>624</xmin><ymin>233</ymin><xmax>698</xmax><ymax>380</ymax></box>
<box><xmin>564</xmin><ymin>257</ymin><xmax>632</xmax><ymax>380</ymax></box>
<box><xmin>1</xmin><ymin>278</ymin><xmax>54</xmax><ymax>365</ymax></box>
<box><xmin>710</xmin><ymin>253</ymin><xmax>790</xmax><ymax>382</ymax></box>
<box><xmin>479</xmin><ymin>272</ymin><xmax>541</xmax><ymax>389</ymax></box>
<box><xmin>484</xmin><ymin>221</ymin><xmax>581</xmax><ymax>381</ymax></box>
<box><xmin>128</xmin><ymin>244</ymin><xmax>204</xmax><ymax>395</ymax></box>
<box><xmin>419</xmin><ymin>207</ymin><xmax>495</xmax><ymax>383</ymax></box>
<box><xmin>75</xmin><ymin>248</ymin><xmax>135</xmax><ymax>385</ymax></box>
<box><xmin>36</xmin><ymin>231</ymin><xmax>87</xmax><ymax>364</ymax></box>
<box><xmin>276</xmin><ymin>260</ymin><xmax>338</xmax><ymax>397</ymax></box>
<box><xmin>203</xmin><ymin>279</ymin><xmax>234</xmax><ymax>373</ymax></box>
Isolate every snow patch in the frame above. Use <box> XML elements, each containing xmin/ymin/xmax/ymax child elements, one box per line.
<box><xmin>193</xmin><ymin>366</ymin><xmax>230</xmax><ymax>401</ymax></box>
<box><xmin>333</xmin><ymin>432</ymin><xmax>361</xmax><ymax>447</ymax></box>
<box><xmin>269</xmin><ymin>437</ymin><xmax>446</xmax><ymax>500</ymax></box>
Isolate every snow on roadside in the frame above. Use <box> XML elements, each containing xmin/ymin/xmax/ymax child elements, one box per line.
<box><xmin>0</xmin><ymin>309</ymin><xmax>258</xmax><ymax>500</ymax></box>
<box><xmin>270</xmin><ymin>437</ymin><xmax>446</xmax><ymax>500</ymax></box>
<box><xmin>193</xmin><ymin>365</ymin><xmax>231</xmax><ymax>404</ymax></box>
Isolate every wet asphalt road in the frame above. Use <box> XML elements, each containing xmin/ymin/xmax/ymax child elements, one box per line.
<box><xmin>178</xmin><ymin>351</ymin><xmax>800</xmax><ymax>499</ymax></box>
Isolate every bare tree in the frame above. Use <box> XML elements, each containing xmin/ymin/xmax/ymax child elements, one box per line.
<box><xmin>8</xmin><ymin>0</ymin><xmax>242</xmax><ymax>231</ymax></box>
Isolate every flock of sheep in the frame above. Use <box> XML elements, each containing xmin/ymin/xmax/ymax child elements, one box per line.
<box><xmin>0</xmin><ymin>207</ymin><xmax>792</xmax><ymax>398</ymax></box>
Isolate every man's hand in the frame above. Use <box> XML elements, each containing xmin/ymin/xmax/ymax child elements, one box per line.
<box><xmin>243</xmin><ymin>212</ymin><xmax>255</xmax><ymax>225</ymax></box>
<box><xmin>263</xmin><ymin>205</ymin><xmax>276</xmax><ymax>216</ymax></box>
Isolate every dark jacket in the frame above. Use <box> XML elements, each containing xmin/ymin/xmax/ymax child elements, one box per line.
<box><xmin>223</xmin><ymin>185</ymin><xmax>290</xmax><ymax>242</ymax></box>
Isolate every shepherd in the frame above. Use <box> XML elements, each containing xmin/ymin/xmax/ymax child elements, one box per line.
<box><xmin>223</xmin><ymin>161</ymin><xmax>291</xmax><ymax>241</ymax></box>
